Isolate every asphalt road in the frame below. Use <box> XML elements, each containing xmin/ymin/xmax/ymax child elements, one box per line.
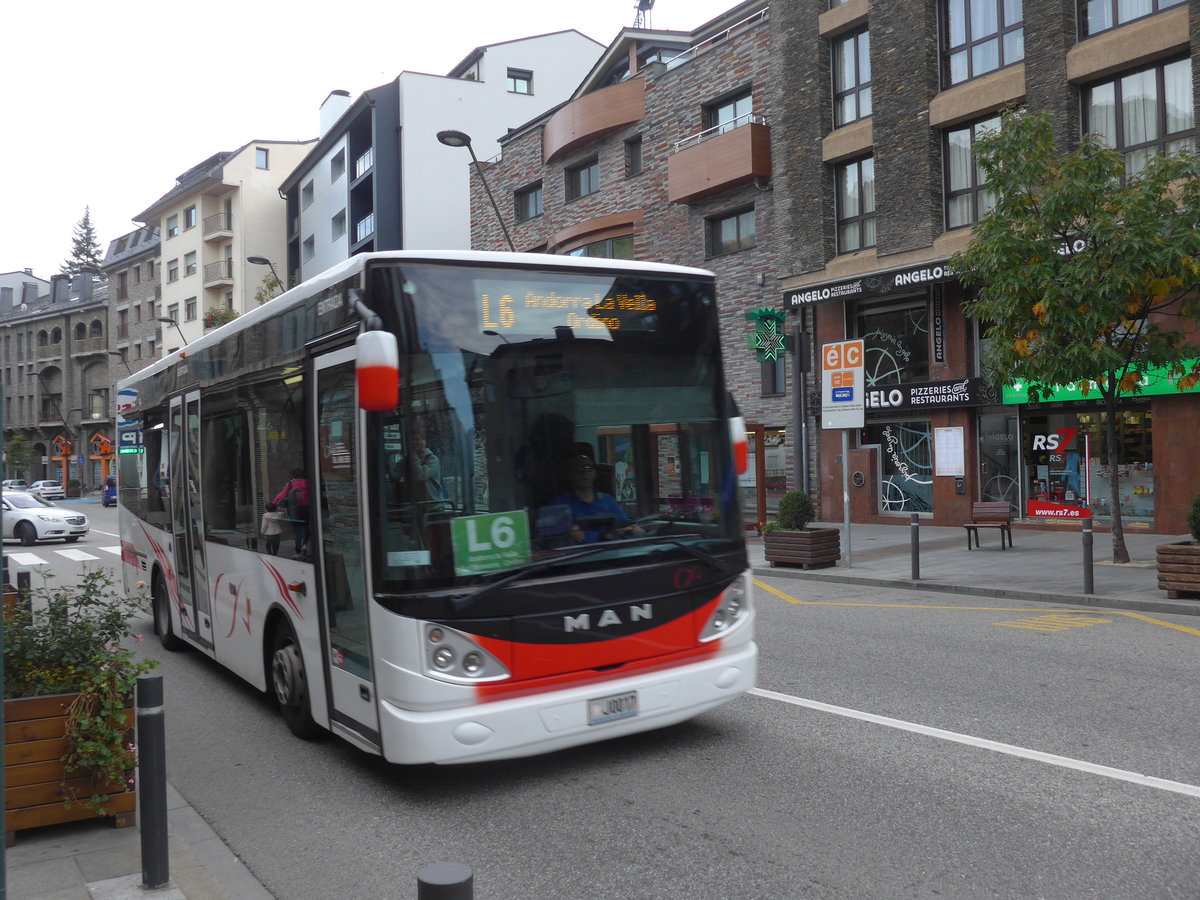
<box><xmin>121</xmin><ymin>561</ymin><xmax>1200</xmax><ymax>899</ymax></box>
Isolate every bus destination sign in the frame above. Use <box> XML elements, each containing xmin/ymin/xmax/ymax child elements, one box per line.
<box><xmin>480</xmin><ymin>290</ymin><xmax>656</xmax><ymax>334</ymax></box>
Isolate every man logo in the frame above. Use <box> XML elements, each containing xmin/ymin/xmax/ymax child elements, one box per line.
<box><xmin>563</xmin><ymin>604</ymin><xmax>653</xmax><ymax>632</ymax></box>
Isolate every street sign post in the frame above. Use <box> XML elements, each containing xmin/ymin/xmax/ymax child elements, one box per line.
<box><xmin>821</xmin><ymin>340</ymin><xmax>865</xmax><ymax>567</ymax></box>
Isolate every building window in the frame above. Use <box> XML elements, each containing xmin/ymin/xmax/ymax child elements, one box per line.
<box><xmin>1081</xmin><ymin>0</ymin><xmax>1184</xmax><ymax>36</ymax></box>
<box><xmin>133</xmin><ymin>265</ymin><xmax>141</xmax><ymax>284</ymax></box>
<box><xmin>185</xmin><ymin>297</ymin><xmax>197</xmax><ymax>321</ymax></box>
<box><xmin>705</xmin><ymin>89</ymin><xmax>753</xmax><ymax>134</ymax></box>
<box><xmin>301</xmin><ymin>180</ymin><xmax>315</xmax><ymax>209</ymax></box>
<box><xmin>942</xmin><ymin>0</ymin><xmax>1024</xmax><ymax>87</ymax></box>
<box><xmin>506</xmin><ymin>69</ymin><xmax>533</xmax><ymax>94</ymax></box>
<box><xmin>945</xmin><ymin>115</ymin><xmax>1000</xmax><ymax>228</ymax></box>
<box><xmin>331</xmin><ymin>149</ymin><xmax>346</xmax><ymax>182</ymax></box>
<box><xmin>833</xmin><ymin>29</ymin><xmax>872</xmax><ymax>127</ymax></box>
<box><xmin>166</xmin><ymin>304</ymin><xmax>179</xmax><ymax>322</ymax></box>
<box><xmin>117</xmin><ymin>271</ymin><xmax>128</xmax><ymax>300</ymax></box>
<box><xmin>564</xmin><ymin>236</ymin><xmax>635</xmax><ymax>259</ymax></box>
<box><xmin>256</xmin><ymin>147</ymin><xmax>269</xmax><ymax>169</ymax></box>
<box><xmin>117</xmin><ymin>309</ymin><xmax>128</xmax><ymax>339</ymax></box>
<box><xmin>303</xmin><ymin>235</ymin><xmax>315</xmax><ymax>262</ymax></box>
<box><xmin>1084</xmin><ymin>57</ymin><xmax>1194</xmax><ymax>177</ymax></box>
<box><xmin>837</xmin><ymin>157</ymin><xmax>876</xmax><ymax>252</ymax></box>
<box><xmin>166</xmin><ymin>214</ymin><xmax>179</xmax><ymax>238</ymax></box>
<box><xmin>708</xmin><ymin>208</ymin><xmax>756</xmax><ymax>256</ymax></box>
<box><xmin>183</xmin><ymin>206</ymin><xmax>197</xmax><ymax>230</ymax></box>
<box><xmin>565</xmin><ymin>157</ymin><xmax>600</xmax><ymax>202</ymax></box>
<box><xmin>625</xmin><ymin>136</ymin><xmax>643</xmax><ymax>177</ymax></box>
<box><xmin>184</xmin><ymin>251</ymin><xmax>197</xmax><ymax>276</ymax></box>
<box><xmin>332</xmin><ymin>209</ymin><xmax>347</xmax><ymax>240</ymax></box>
<box><xmin>147</xmin><ymin>261</ymin><xmax>154</xmax><ymax>279</ymax></box>
<box><xmin>856</xmin><ymin>297</ymin><xmax>931</xmax><ymax>385</ymax></box>
<box><xmin>167</xmin><ymin>259</ymin><xmax>179</xmax><ymax>282</ymax></box>
<box><xmin>515</xmin><ymin>183</ymin><xmax>543</xmax><ymax>222</ymax></box>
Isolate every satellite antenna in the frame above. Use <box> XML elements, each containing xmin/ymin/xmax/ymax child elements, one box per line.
<box><xmin>634</xmin><ymin>0</ymin><xmax>654</xmax><ymax>28</ymax></box>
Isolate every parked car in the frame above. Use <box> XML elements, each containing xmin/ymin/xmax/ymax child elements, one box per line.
<box><xmin>29</xmin><ymin>480</ymin><xmax>66</xmax><ymax>500</ymax></box>
<box><xmin>102</xmin><ymin>475</ymin><xmax>117</xmax><ymax>507</ymax></box>
<box><xmin>3</xmin><ymin>479</ymin><xmax>29</xmax><ymax>491</ymax></box>
<box><xmin>2</xmin><ymin>491</ymin><xmax>88</xmax><ymax>545</ymax></box>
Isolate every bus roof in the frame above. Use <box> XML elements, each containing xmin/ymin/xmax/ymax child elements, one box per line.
<box><xmin>118</xmin><ymin>250</ymin><xmax>717</xmax><ymax>390</ymax></box>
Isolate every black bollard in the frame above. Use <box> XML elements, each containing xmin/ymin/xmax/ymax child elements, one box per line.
<box><xmin>1082</xmin><ymin>518</ymin><xmax>1094</xmax><ymax>595</ymax></box>
<box><xmin>137</xmin><ymin>674</ymin><xmax>170</xmax><ymax>889</ymax></box>
<box><xmin>417</xmin><ymin>862</ymin><xmax>474</xmax><ymax>900</ymax></box>
<box><xmin>16</xmin><ymin>569</ymin><xmax>31</xmax><ymax>613</ymax></box>
<box><xmin>910</xmin><ymin>513</ymin><xmax>920</xmax><ymax>581</ymax></box>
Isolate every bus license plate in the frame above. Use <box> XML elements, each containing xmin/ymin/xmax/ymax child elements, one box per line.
<box><xmin>588</xmin><ymin>690</ymin><xmax>638</xmax><ymax>726</ymax></box>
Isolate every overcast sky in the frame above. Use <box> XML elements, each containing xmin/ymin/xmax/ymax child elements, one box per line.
<box><xmin>2</xmin><ymin>0</ymin><xmax>741</xmax><ymax>280</ymax></box>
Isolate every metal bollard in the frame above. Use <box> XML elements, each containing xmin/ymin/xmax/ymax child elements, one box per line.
<box><xmin>417</xmin><ymin>862</ymin><xmax>474</xmax><ymax>900</ymax></box>
<box><xmin>1082</xmin><ymin>518</ymin><xmax>1094</xmax><ymax>595</ymax></box>
<box><xmin>137</xmin><ymin>675</ymin><xmax>170</xmax><ymax>889</ymax></box>
<box><xmin>16</xmin><ymin>569</ymin><xmax>32</xmax><ymax>613</ymax></box>
<box><xmin>910</xmin><ymin>513</ymin><xmax>920</xmax><ymax>581</ymax></box>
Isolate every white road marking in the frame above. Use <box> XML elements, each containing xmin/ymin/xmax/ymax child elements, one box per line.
<box><xmin>99</xmin><ymin>545</ymin><xmax>122</xmax><ymax>556</ymax></box>
<box><xmin>7</xmin><ymin>552</ymin><xmax>46</xmax><ymax>567</ymax></box>
<box><xmin>56</xmin><ymin>548</ymin><xmax>101</xmax><ymax>561</ymax></box>
<box><xmin>750</xmin><ymin>687</ymin><xmax>1200</xmax><ymax>800</ymax></box>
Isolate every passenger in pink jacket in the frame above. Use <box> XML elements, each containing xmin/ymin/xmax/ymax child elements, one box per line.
<box><xmin>273</xmin><ymin>469</ymin><xmax>309</xmax><ymax>555</ymax></box>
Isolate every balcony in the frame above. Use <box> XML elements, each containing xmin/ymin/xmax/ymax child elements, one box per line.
<box><xmin>355</xmin><ymin>147</ymin><xmax>375</xmax><ymax>181</ymax></box>
<box><xmin>203</xmin><ymin>259</ymin><xmax>234</xmax><ymax>287</ymax></box>
<box><xmin>543</xmin><ymin>78</ymin><xmax>645</xmax><ymax>163</ymax></box>
<box><xmin>203</xmin><ymin>212</ymin><xmax>232</xmax><ymax>242</ymax></box>
<box><xmin>667</xmin><ymin>117</ymin><xmax>772</xmax><ymax>204</ymax></box>
<box><xmin>355</xmin><ymin>212</ymin><xmax>376</xmax><ymax>243</ymax></box>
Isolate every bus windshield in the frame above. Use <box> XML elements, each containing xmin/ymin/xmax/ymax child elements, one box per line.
<box><xmin>367</xmin><ymin>261</ymin><xmax>743</xmax><ymax>593</ymax></box>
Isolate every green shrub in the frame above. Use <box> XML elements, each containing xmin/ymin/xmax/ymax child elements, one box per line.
<box><xmin>1188</xmin><ymin>494</ymin><xmax>1200</xmax><ymax>543</ymax></box>
<box><xmin>773</xmin><ymin>490</ymin><xmax>815</xmax><ymax>531</ymax></box>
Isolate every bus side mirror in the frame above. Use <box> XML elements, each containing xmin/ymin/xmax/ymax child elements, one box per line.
<box><xmin>356</xmin><ymin>330</ymin><xmax>400</xmax><ymax>412</ymax></box>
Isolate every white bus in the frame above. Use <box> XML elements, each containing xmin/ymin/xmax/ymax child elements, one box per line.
<box><xmin>117</xmin><ymin>250</ymin><xmax>756</xmax><ymax>764</ymax></box>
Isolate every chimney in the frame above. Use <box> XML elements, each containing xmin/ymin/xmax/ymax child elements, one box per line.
<box><xmin>320</xmin><ymin>90</ymin><xmax>352</xmax><ymax>138</ymax></box>
<box><xmin>23</xmin><ymin>268</ymin><xmax>32</xmax><ymax>275</ymax></box>
<box><xmin>21</xmin><ymin>282</ymin><xmax>39</xmax><ymax>305</ymax></box>
<box><xmin>71</xmin><ymin>274</ymin><xmax>93</xmax><ymax>302</ymax></box>
<box><xmin>51</xmin><ymin>274</ymin><xmax>70</xmax><ymax>303</ymax></box>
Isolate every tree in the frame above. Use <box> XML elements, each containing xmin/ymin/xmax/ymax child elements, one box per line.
<box><xmin>5</xmin><ymin>435</ymin><xmax>35</xmax><ymax>479</ymax></box>
<box><xmin>253</xmin><ymin>272</ymin><xmax>283</xmax><ymax>305</ymax></box>
<box><xmin>953</xmin><ymin>109</ymin><xmax>1200</xmax><ymax>563</ymax></box>
<box><xmin>60</xmin><ymin>207</ymin><xmax>106</xmax><ymax>279</ymax></box>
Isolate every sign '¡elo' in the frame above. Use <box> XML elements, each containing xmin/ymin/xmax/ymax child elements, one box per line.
<box><xmin>821</xmin><ymin>339</ymin><xmax>865</xmax><ymax>430</ymax></box>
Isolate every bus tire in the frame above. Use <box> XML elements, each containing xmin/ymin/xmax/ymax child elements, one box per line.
<box><xmin>152</xmin><ymin>573</ymin><xmax>186</xmax><ymax>651</ymax></box>
<box><xmin>270</xmin><ymin>621</ymin><xmax>320</xmax><ymax>740</ymax></box>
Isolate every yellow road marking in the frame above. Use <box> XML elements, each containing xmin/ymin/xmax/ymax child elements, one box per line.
<box><xmin>752</xmin><ymin>578</ymin><xmax>1200</xmax><ymax>636</ymax></box>
<box><xmin>994</xmin><ymin>614</ymin><xmax>1112</xmax><ymax>631</ymax></box>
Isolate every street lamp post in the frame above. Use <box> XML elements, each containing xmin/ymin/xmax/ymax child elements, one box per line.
<box><xmin>247</xmin><ymin>256</ymin><xmax>284</xmax><ymax>294</ymax></box>
<box><xmin>107</xmin><ymin>350</ymin><xmax>133</xmax><ymax>376</ymax></box>
<box><xmin>436</xmin><ymin>129</ymin><xmax>517</xmax><ymax>252</ymax></box>
<box><xmin>157</xmin><ymin>317</ymin><xmax>188</xmax><ymax>347</ymax></box>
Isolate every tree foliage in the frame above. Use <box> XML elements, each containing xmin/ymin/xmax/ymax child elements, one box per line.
<box><xmin>953</xmin><ymin>109</ymin><xmax>1200</xmax><ymax>562</ymax></box>
<box><xmin>5</xmin><ymin>435</ymin><xmax>35</xmax><ymax>478</ymax></box>
<box><xmin>60</xmin><ymin>207</ymin><xmax>106</xmax><ymax>279</ymax></box>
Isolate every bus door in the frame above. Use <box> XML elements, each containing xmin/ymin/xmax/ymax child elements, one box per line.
<box><xmin>168</xmin><ymin>392</ymin><xmax>213</xmax><ymax>647</ymax></box>
<box><xmin>312</xmin><ymin>347</ymin><xmax>380</xmax><ymax>748</ymax></box>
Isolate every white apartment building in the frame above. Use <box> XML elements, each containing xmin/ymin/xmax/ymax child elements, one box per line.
<box><xmin>133</xmin><ymin>140</ymin><xmax>315</xmax><ymax>349</ymax></box>
<box><xmin>280</xmin><ymin>30</ymin><xmax>605</xmax><ymax>283</ymax></box>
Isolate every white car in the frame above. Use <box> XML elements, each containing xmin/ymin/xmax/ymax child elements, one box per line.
<box><xmin>2</xmin><ymin>491</ymin><xmax>88</xmax><ymax>545</ymax></box>
<box><xmin>2</xmin><ymin>479</ymin><xmax>28</xmax><ymax>491</ymax></box>
<box><xmin>29</xmin><ymin>480</ymin><xmax>66</xmax><ymax>500</ymax></box>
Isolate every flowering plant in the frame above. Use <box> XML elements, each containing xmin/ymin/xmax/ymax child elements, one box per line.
<box><xmin>203</xmin><ymin>306</ymin><xmax>239</xmax><ymax>329</ymax></box>
<box><xmin>4</xmin><ymin>570</ymin><xmax>157</xmax><ymax>813</ymax></box>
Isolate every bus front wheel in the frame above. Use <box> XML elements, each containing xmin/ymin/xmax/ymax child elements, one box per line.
<box><xmin>270</xmin><ymin>622</ymin><xmax>320</xmax><ymax>740</ymax></box>
<box><xmin>152</xmin><ymin>574</ymin><xmax>185</xmax><ymax>651</ymax></box>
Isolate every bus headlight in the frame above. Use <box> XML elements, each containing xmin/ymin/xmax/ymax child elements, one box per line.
<box><xmin>423</xmin><ymin>624</ymin><xmax>510</xmax><ymax>683</ymax></box>
<box><xmin>699</xmin><ymin>580</ymin><xmax>751</xmax><ymax>642</ymax></box>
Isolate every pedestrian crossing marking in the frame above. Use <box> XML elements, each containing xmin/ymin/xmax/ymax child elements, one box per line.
<box><xmin>57</xmin><ymin>549</ymin><xmax>101</xmax><ymax>561</ymax></box>
<box><xmin>994</xmin><ymin>614</ymin><xmax>1112</xmax><ymax>632</ymax></box>
<box><xmin>4</xmin><ymin>545</ymin><xmax>122</xmax><ymax>567</ymax></box>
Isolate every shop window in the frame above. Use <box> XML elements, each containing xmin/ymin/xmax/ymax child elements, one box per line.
<box><xmin>863</xmin><ymin>421</ymin><xmax>934</xmax><ymax>513</ymax></box>
<box><xmin>855</xmin><ymin>298</ymin><xmax>930</xmax><ymax>386</ymax></box>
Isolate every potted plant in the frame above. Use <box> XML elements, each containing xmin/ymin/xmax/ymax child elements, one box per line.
<box><xmin>761</xmin><ymin>490</ymin><xmax>840</xmax><ymax>569</ymax></box>
<box><xmin>66</xmin><ymin>478</ymin><xmax>82</xmax><ymax>498</ymax></box>
<box><xmin>1157</xmin><ymin>494</ymin><xmax>1200</xmax><ymax>599</ymax></box>
<box><xmin>3</xmin><ymin>571</ymin><xmax>156</xmax><ymax>842</ymax></box>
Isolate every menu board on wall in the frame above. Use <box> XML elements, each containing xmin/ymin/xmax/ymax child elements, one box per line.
<box><xmin>933</xmin><ymin>427</ymin><xmax>965</xmax><ymax>477</ymax></box>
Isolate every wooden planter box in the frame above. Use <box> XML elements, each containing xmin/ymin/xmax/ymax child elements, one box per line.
<box><xmin>4</xmin><ymin>693</ymin><xmax>136</xmax><ymax>845</ymax></box>
<box><xmin>763</xmin><ymin>528</ymin><xmax>841</xmax><ymax>569</ymax></box>
<box><xmin>1157</xmin><ymin>539</ymin><xmax>1200</xmax><ymax>599</ymax></box>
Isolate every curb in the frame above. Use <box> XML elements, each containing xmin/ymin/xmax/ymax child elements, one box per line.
<box><xmin>752</xmin><ymin>565</ymin><xmax>1200</xmax><ymax>618</ymax></box>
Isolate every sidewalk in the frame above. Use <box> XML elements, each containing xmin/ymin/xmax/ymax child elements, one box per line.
<box><xmin>750</xmin><ymin>520</ymin><xmax>1200</xmax><ymax>618</ymax></box>
<box><xmin>5</xmin><ymin>784</ymin><xmax>272</xmax><ymax>900</ymax></box>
